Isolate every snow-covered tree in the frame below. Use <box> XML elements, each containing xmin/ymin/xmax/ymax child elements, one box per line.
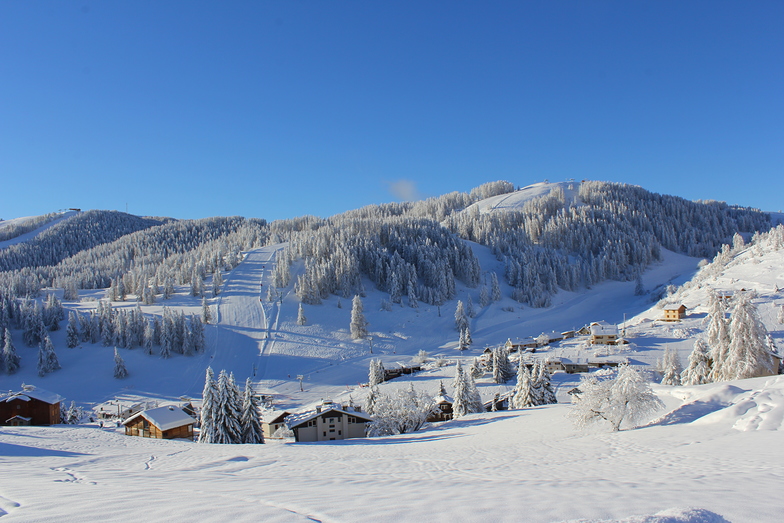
<box><xmin>634</xmin><ymin>274</ymin><xmax>645</xmax><ymax>296</ymax></box>
<box><xmin>490</xmin><ymin>272</ymin><xmax>502</xmax><ymax>302</ymax></box>
<box><xmin>570</xmin><ymin>365</ymin><xmax>664</xmax><ymax>432</ymax></box>
<box><xmin>297</xmin><ymin>303</ymin><xmax>307</xmax><ymax>326</ymax></box>
<box><xmin>468</xmin><ymin>357</ymin><xmax>484</xmax><ymax>379</ymax></box>
<box><xmin>201</xmin><ymin>296</ymin><xmax>212</xmax><ymax>324</ymax></box>
<box><xmin>705</xmin><ymin>291</ymin><xmax>731</xmax><ymax>382</ymax></box>
<box><xmin>364</xmin><ymin>385</ymin><xmax>379</xmax><ymax>417</ymax></box>
<box><xmin>479</xmin><ymin>285</ymin><xmax>490</xmax><ymax>307</ymax></box>
<box><xmin>535</xmin><ymin>361</ymin><xmax>557</xmax><ymax>405</ymax></box>
<box><xmin>536</xmin><ymin>332</ymin><xmax>551</xmax><ymax>348</ymax></box>
<box><xmin>350</xmin><ymin>295</ymin><xmax>368</xmax><ymax>339</ymax></box>
<box><xmin>455</xmin><ymin>300</ymin><xmax>468</xmax><ymax>332</ymax></box>
<box><xmin>452</xmin><ymin>361</ymin><xmax>484</xmax><ymax>418</ymax></box>
<box><xmin>66</xmin><ymin>311</ymin><xmax>80</xmax><ymax>348</ymax></box>
<box><xmin>212</xmin><ymin>269</ymin><xmax>223</xmax><ymax>296</ymax></box>
<box><xmin>213</xmin><ymin>371</ymin><xmax>243</xmax><ymax>444</ymax></box>
<box><xmin>240</xmin><ymin>377</ymin><xmax>265</xmax><ymax>444</ymax></box>
<box><xmin>724</xmin><ymin>294</ymin><xmax>776</xmax><ymax>380</ymax></box>
<box><xmin>198</xmin><ymin>367</ymin><xmax>218</xmax><ymax>443</ymax></box>
<box><xmin>368</xmin><ymin>358</ymin><xmax>386</xmax><ymax>386</ymax></box>
<box><xmin>659</xmin><ymin>345</ymin><xmax>682</xmax><ymax>386</ymax></box>
<box><xmin>113</xmin><ymin>347</ymin><xmax>128</xmax><ymax>379</ymax></box>
<box><xmin>492</xmin><ymin>347</ymin><xmax>514</xmax><ymax>384</ymax></box>
<box><xmin>3</xmin><ymin>328</ymin><xmax>20</xmax><ymax>374</ymax></box>
<box><xmin>510</xmin><ymin>359</ymin><xmax>534</xmax><ymax>409</ymax></box>
<box><xmin>681</xmin><ymin>338</ymin><xmax>712</xmax><ymax>386</ymax></box>
<box><xmin>367</xmin><ymin>384</ymin><xmax>437</xmax><ymax>437</ymax></box>
<box><xmin>37</xmin><ymin>334</ymin><xmax>60</xmax><ymax>377</ymax></box>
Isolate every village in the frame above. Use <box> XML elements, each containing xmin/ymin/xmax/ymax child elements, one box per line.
<box><xmin>8</xmin><ymin>300</ymin><xmax>767</xmax><ymax>445</ymax></box>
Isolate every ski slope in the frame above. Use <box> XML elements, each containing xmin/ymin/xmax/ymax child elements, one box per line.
<box><xmin>0</xmin><ymin>211</ymin><xmax>76</xmax><ymax>249</ymax></box>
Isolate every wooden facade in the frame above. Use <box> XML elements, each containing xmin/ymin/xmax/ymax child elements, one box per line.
<box><xmin>662</xmin><ymin>305</ymin><xmax>687</xmax><ymax>321</ymax></box>
<box><xmin>1</xmin><ymin>386</ymin><xmax>62</xmax><ymax>426</ymax></box>
<box><xmin>123</xmin><ymin>406</ymin><xmax>195</xmax><ymax>440</ymax></box>
<box><xmin>287</xmin><ymin>401</ymin><xmax>373</xmax><ymax>442</ymax></box>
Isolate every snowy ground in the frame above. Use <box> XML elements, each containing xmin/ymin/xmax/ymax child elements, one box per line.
<box><xmin>1</xmin><ymin>375</ymin><xmax>783</xmax><ymax>522</ymax></box>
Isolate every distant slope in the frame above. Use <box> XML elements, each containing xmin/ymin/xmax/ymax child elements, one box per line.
<box><xmin>0</xmin><ymin>211</ymin><xmax>164</xmax><ymax>274</ymax></box>
<box><xmin>464</xmin><ymin>180</ymin><xmax>581</xmax><ymax>214</ymax></box>
<box><xmin>0</xmin><ymin>211</ymin><xmax>75</xmax><ymax>249</ymax></box>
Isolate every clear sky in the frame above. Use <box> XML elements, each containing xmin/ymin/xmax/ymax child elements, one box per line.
<box><xmin>1</xmin><ymin>1</ymin><xmax>782</xmax><ymax>221</ymax></box>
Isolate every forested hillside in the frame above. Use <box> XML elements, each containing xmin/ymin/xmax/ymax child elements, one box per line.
<box><xmin>0</xmin><ymin>181</ymin><xmax>772</xmax><ymax>310</ymax></box>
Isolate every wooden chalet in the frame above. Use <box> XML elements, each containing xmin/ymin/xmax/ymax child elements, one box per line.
<box><xmin>428</xmin><ymin>393</ymin><xmax>454</xmax><ymax>422</ymax></box>
<box><xmin>382</xmin><ymin>364</ymin><xmax>422</xmax><ymax>382</ymax></box>
<box><xmin>262</xmin><ymin>410</ymin><xmax>292</xmax><ymax>439</ymax></box>
<box><xmin>503</xmin><ymin>338</ymin><xmax>537</xmax><ymax>353</ymax></box>
<box><xmin>0</xmin><ymin>385</ymin><xmax>63</xmax><ymax>426</ymax></box>
<box><xmin>286</xmin><ymin>400</ymin><xmax>373</xmax><ymax>442</ymax></box>
<box><xmin>123</xmin><ymin>405</ymin><xmax>195</xmax><ymax>440</ymax></box>
<box><xmin>662</xmin><ymin>304</ymin><xmax>687</xmax><ymax>322</ymax></box>
<box><xmin>484</xmin><ymin>391</ymin><xmax>511</xmax><ymax>412</ymax></box>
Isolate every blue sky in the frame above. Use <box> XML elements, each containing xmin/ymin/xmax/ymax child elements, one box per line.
<box><xmin>1</xmin><ymin>1</ymin><xmax>782</xmax><ymax>221</ymax></box>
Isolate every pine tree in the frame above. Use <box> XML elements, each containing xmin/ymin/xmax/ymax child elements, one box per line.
<box><xmin>455</xmin><ymin>300</ymin><xmax>468</xmax><ymax>332</ymax></box>
<box><xmin>213</xmin><ymin>371</ymin><xmax>243</xmax><ymax>444</ymax></box>
<box><xmin>198</xmin><ymin>367</ymin><xmax>218</xmax><ymax>443</ymax></box>
<box><xmin>297</xmin><ymin>303</ymin><xmax>307</xmax><ymax>326</ymax></box>
<box><xmin>479</xmin><ymin>285</ymin><xmax>490</xmax><ymax>307</ymax></box>
<box><xmin>681</xmin><ymin>338</ymin><xmax>712</xmax><ymax>385</ymax></box>
<box><xmin>634</xmin><ymin>274</ymin><xmax>645</xmax><ymax>296</ymax></box>
<box><xmin>407</xmin><ymin>280</ymin><xmax>418</xmax><ymax>309</ymax></box>
<box><xmin>706</xmin><ymin>291</ymin><xmax>730</xmax><ymax>381</ymax></box>
<box><xmin>364</xmin><ymin>386</ymin><xmax>379</xmax><ymax>417</ymax></box>
<box><xmin>660</xmin><ymin>346</ymin><xmax>683</xmax><ymax>386</ymax></box>
<box><xmin>113</xmin><ymin>347</ymin><xmax>128</xmax><ymax>379</ymax></box>
<box><xmin>212</xmin><ymin>269</ymin><xmax>223</xmax><ymax>296</ymax></box>
<box><xmin>490</xmin><ymin>272</ymin><xmax>502</xmax><ymax>302</ymax></box>
<box><xmin>37</xmin><ymin>335</ymin><xmax>60</xmax><ymax>377</ymax></box>
<box><xmin>143</xmin><ymin>320</ymin><xmax>154</xmax><ymax>355</ymax></box>
<box><xmin>511</xmin><ymin>358</ymin><xmax>534</xmax><ymax>409</ymax></box>
<box><xmin>350</xmin><ymin>295</ymin><xmax>368</xmax><ymax>339</ymax></box>
<box><xmin>466</xmin><ymin>295</ymin><xmax>475</xmax><ymax>318</ymax></box>
<box><xmin>368</xmin><ymin>358</ymin><xmax>385</xmax><ymax>386</ymax></box>
<box><xmin>66</xmin><ymin>311</ymin><xmax>80</xmax><ymax>348</ymax></box>
<box><xmin>240</xmin><ymin>377</ymin><xmax>265</xmax><ymax>444</ymax></box>
<box><xmin>724</xmin><ymin>294</ymin><xmax>776</xmax><ymax>379</ymax></box>
<box><xmin>458</xmin><ymin>326</ymin><xmax>469</xmax><ymax>351</ymax></box>
<box><xmin>492</xmin><ymin>347</ymin><xmax>514</xmax><ymax>384</ymax></box>
<box><xmin>3</xmin><ymin>328</ymin><xmax>21</xmax><ymax>374</ymax></box>
<box><xmin>536</xmin><ymin>361</ymin><xmax>557</xmax><ymax>404</ymax></box>
<box><xmin>452</xmin><ymin>362</ymin><xmax>483</xmax><ymax>418</ymax></box>
<box><xmin>201</xmin><ymin>296</ymin><xmax>212</xmax><ymax>324</ymax></box>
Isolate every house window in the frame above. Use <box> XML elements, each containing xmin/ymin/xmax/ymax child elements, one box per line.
<box><xmin>338</xmin><ymin>430</ymin><xmax>342</xmax><ymax>436</ymax></box>
<box><xmin>329</xmin><ymin>429</ymin><xmax>335</xmax><ymax>433</ymax></box>
<box><xmin>323</xmin><ymin>432</ymin><xmax>326</xmax><ymax>437</ymax></box>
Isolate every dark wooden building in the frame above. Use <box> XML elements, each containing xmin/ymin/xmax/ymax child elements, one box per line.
<box><xmin>123</xmin><ymin>405</ymin><xmax>195</xmax><ymax>440</ymax></box>
<box><xmin>1</xmin><ymin>385</ymin><xmax>63</xmax><ymax>426</ymax></box>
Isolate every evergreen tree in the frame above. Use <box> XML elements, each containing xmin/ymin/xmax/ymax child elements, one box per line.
<box><xmin>3</xmin><ymin>328</ymin><xmax>20</xmax><ymax>374</ymax></box>
<box><xmin>490</xmin><ymin>272</ymin><xmax>502</xmax><ymax>302</ymax></box>
<box><xmin>706</xmin><ymin>291</ymin><xmax>731</xmax><ymax>381</ymax></box>
<box><xmin>479</xmin><ymin>285</ymin><xmax>490</xmax><ymax>307</ymax></box>
<box><xmin>213</xmin><ymin>370</ymin><xmax>243</xmax><ymax>444</ymax></box>
<box><xmin>350</xmin><ymin>295</ymin><xmax>368</xmax><ymax>339</ymax></box>
<box><xmin>455</xmin><ymin>300</ymin><xmax>468</xmax><ymax>332</ymax></box>
<box><xmin>66</xmin><ymin>311</ymin><xmax>80</xmax><ymax>348</ymax></box>
<box><xmin>240</xmin><ymin>377</ymin><xmax>265</xmax><ymax>444</ymax></box>
<box><xmin>143</xmin><ymin>320</ymin><xmax>154</xmax><ymax>355</ymax></box>
<box><xmin>529</xmin><ymin>361</ymin><xmax>545</xmax><ymax>405</ymax></box>
<box><xmin>492</xmin><ymin>347</ymin><xmax>514</xmax><ymax>384</ymax></box>
<box><xmin>198</xmin><ymin>367</ymin><xmax>218</xmax><ymax>443</ymax></box>
<box><xmin>364</xmin><ymin>386</ymin><xmax>379</xmax><ymax>417</ymax></box>
<box><xmin>44</xmin><ymin>293</ymin><xmax>64</xmax><ymax>331</ymax></box>
<box><xmin>660</xmin><ymin>346</ymin><xmax>683</xmax><ymax>385</ymax></box>
<box><xmin>466</xmin><ymin>295</ymin><xmax>476</xmax><ymax>318</ymax></box>
<box><xmin>113</xmin><ymin>347</ymin><xmax>128</xmax><ymax>379</ymax></box>
<box><xmin>681</xmin><ymin>338</ymin><xmax>712</xmax><ymax>385</ymax></box>
<box><xmin>536</xmin><ymin>361</ymin><xmax>557</xmax><ymax>405</ymax></box>
<box><xmin>297</xmin><ymin>303</ymin><xmax>307</xmax><ymax>326</ymax></box>
<box><xmin>368</xmin><ymin>358</ymin><xmax>385</xmax><ymax>386</ymax></box>
<box><xmin>724</xmin><ymin>294</ymin><xmax>776</xmax><ymax>379</ymax></box>
<box><xmin>201</xmin><ymin>296</ymin><xmax>212</xmax><ymax>324</ymax></box>
<box><xmin>634</xmin><ymin>274</ymin><xmax>645</xmax><ymax>296</ymax></box>
<box><xmin>407</xmin><ymin>280</ymin><xmax>418</xmax><ymax>309</ymax></box>
<box><xmin>511</xmin><ymin>358</ymin><xmax>535</xmax><ymax>409</ymax></box>
<box><xmin>212</xmin><ymin>269</ymin><xmax>223</xmax><ymax>296</ymax></box>
<box><xmin>37</xmin><ymin>335</ymin><xmax>60</xmax><ymax>377</ymax></box>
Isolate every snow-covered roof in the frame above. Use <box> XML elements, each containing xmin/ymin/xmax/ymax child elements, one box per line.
<box><xmin>1</xmin><ymin>385</ymin><xmax>64</xmax><ymax>405</ymax></box>
<box><xmin>123</xmin><ymin>406</ymin><xmax>195</xmax><ymax>432</ymax></box>
<box><xmin>264</xmin><ymin>410</ymin><xmax>292</xmax><ymax>424</ymax></box>
<box><xmin>590</xmin><ymin>322</ymin><xmax>618</xmax><ymax>336</ymax></box>
<box><xmin>663</xmin><ymin>304</ymin><xmax>686</xmax><ymax>311</ymax></box>
<box><xmin>286</xmin><ymin>403</ymin><xmax>372</xmax><ymax>429</ymax></box>
<box><xmin>434</xmin><ymin>394</ymin><xmax>454</xmax><ymax>405</ymax></box>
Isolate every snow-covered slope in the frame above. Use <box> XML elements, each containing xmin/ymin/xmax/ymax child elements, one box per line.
<box><xmin>464</xmin><ymin>180</ymin><xmax>581</xmax><ymax>214</ymax></box>
<box><xmin>1</xmin><ymin>375</ymin><xmax>782</xmax><ymax>522</ymax></box>
<box><xmin>0</xmin><ymin>211</ymin><xmax>76</xmax><ymax>249</ymax></box>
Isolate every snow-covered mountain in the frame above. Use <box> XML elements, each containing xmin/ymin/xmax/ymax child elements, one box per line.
<box><xmin>1</xmin><ymin>180</ymin><xmax>783</xmax><ymax>522</ymax></box>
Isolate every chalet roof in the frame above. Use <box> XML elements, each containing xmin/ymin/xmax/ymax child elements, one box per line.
<box><xmin>590</xmin><ymin>322</ymin><xmax>618</xmax><ymax>336</ymax></box>
<box><xmin>434</xmin><ymin>393</ymin><xmax>454</xmax><ymax>405</ymax></box>
<box><xmin>1</xmin><ymin>385</ymin><xmax>63</xmax><ymax>405</ymax></box>
<box><xmin>285</xmin><ymin>403</ymin><xmax>373</xmax><ymax>429</ymax></box>
<box><xmin>123</xmin><ymin>406</ymin><xmax>195</xmax><ymax>432</ymax></box>
<box><xmin>264</xmin><ymin>411</ymin><xmax>292</xmax><ymax>424</ymax></box>
<box><xmin>663</xmin><ymin>304</ymin><xmax>687</xmax><ymax>311</ymax></box>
